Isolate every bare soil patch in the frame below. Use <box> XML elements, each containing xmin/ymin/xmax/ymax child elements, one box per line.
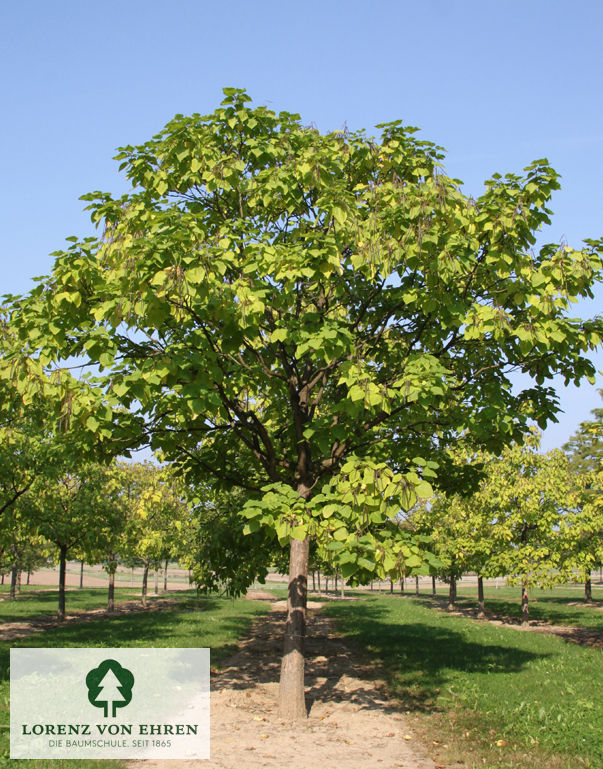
<box><xmin>128</xmin><ymin>599</ymin><xmax>437</xmax><ymax>769</ymax></box>
<box><xmin>0</xmin><ymin>594</ymin><xmax>182</xmax><ymax>641</ymax></box>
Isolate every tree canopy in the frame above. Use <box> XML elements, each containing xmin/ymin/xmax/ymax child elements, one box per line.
<box><xmin>6</xmin><ymin>87</ymin><xmax>603</xmax><ymax>717</ymax></box>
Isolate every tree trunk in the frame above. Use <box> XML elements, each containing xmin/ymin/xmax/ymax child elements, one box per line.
<box><xmin>312</xmin><ymin>571</ymin><xmax>315</xmax><ymax>592</ymax></box>
<box><xmin>370</xmin><ymin>581</ymin><xmax>373</xmax><ymax>590</ymax></box>
<box><xmin>10</xmin><ymin>563</ymin><xmax>17</xmax><ymax>601</ymax></box>
<box><xmin>334</xmin><ymin>572</ymin><xmax>338</xmax><ymax>593</ymax></box>
<box><xmin>1</xmin><ymin>573</ymin><xmax>4</xmax><ymax>585</ymax></box>
<box><xmin>521</xmin><ymin>583</ymin><xmax>529</xmax><ymax>625</ymax></box>
<box><xmin>448</xmin><ymin>575</ymin><xmax>456</xmax><ymax>611</ymax></box>
<box><xmin>400</xmin><ymin>577</ymin><xmax>404</xmax><ymax>594</ymax></box>
<box><xmin>107</xmin><ymin>569</ymin><xmax>115</xmax><ymax>612</ymax></box>
<box><xmin>163</xmin><ymin>557</ymin><xmax>169</xmax><ymax>592</ymax></box>
<box><xmin>317</xmin><ymin>570</ymin><xmax>321</xmax><ymax>593</ymax></box>
<box><xmin>585</xmin><ymin>571</ymin><xmax>592</xmax><ymax>603</ymax></box>
<box><xmin>432</xmin><ymin>575</ymin><xmax>436</xmax><ymax>597</ymax></box>
<box><xmin>389</xmin><ymin>579</ymin><xmax>394</xmax><ymax>594</ymax></box>
<box><xmin>27</xmin><ymin>569</ymin><xmax>31</xmax><ymax>585</ymax></box>
<box><xmin>477</xmin><ymin>575</ymin><xmax>485</xmax><ymax>618</ymax></box>
<box><xmin>142</xmin><ymin>564</ymin><xmax>149</xmax><ymax>608</ymax></box>
<box><xmin>324</xmin><ymin>576</ymin><xmax>329</xmax><ymax>594</ymax></box>
<box><xmin>340</xmin><ymin>577</ymin><xmax>345</xmax><ymax>598</ymax></box>
<box><xmin>415</xmin><ymin>576</ymin><xmax>420</xmax><ymax>596</ymax></box>
<box><xmin>79</xmin><ymin>559</ymin><xmax>84</xmax><ymax>589</ymax></box>
<box><xmin>278</xmin><ymin>536</ymin><xmax>309</xmax><ymax>720</ymax></box>
<box><xmin>58</xmin><ymin>544</ymin><xmax>67</xmax><ymax>619</ymax></box>
<box><xmin>16</xmin><ymin>570</ymin><xmax>21</xmax><ymax>594</ymax></box>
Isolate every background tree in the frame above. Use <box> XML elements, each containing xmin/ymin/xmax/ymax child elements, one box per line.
<box><xmin>120</xmin><ymin>463</ymin><xmax>189</xmax><ymax>608</ymax></box>
<box><xmin>562</xmin><ymin>392</ymin><xmax>603</xmax><ymax>600</ymax></box>
<box><xmin>27</xmin><ymin>462</ymin><xmax>124</xmax><ymax>618</ymax></box>
<box><xmin>482</xmin><ymin>435</ymin><xmax>576</xmax><ymax>624</ymax></box>
<box><xmin>8</xmin><ymin>89</ymin><xmax>603</xmax><ymax>718</ymax></box>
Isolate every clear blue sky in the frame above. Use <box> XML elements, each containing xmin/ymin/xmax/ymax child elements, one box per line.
<box><xmin>1</xmin><ymin>0</ymin><xmax>601</xmax><ymax>449</ymax></box>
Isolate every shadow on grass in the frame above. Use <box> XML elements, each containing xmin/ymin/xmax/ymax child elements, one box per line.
<box><xmin>325</xmin><ymin>600</ymin><xmax>549</xmax><ymax>711</ymax></box>
<box><xmin>0</xmin><ymin>588</ymin><xmax>156</xmax><ymax>623</ymax></box>
<box><xmin>0</xmin><ymin>597</ymin><xmax>266</xmax><ymax>682</ymax></box>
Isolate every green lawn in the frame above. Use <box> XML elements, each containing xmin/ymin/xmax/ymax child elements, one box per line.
<box><xmin>415</xmin><ymin>584</ymin><xmax>603</xmax><ymax>632</ymax></box>
<box><xmin>0</xmin><ymin>591</ymin><xmax>269</xmax><ymax>769</ymax></box>
<box><xmin>0</xmin><ymin>586</ymin><xmax>151</xmax><ymax>621</ymax></box>
<box><xmin>324</xmin><ymin>594</ymin><xmax>602</xmax><ymax>769</ymax></box>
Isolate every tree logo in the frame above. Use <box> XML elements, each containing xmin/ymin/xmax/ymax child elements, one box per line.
<box><xmin>85</xmin><ymin>659</ymin><xmax>135</xmax><ymax>717</ymax></box>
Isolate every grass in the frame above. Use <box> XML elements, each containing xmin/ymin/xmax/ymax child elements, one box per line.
<box><xmin>0</xmin><ymin>586</ymin><xmax>150</xmax><ymax>621</ymax></box>
<box><xmin>323</xmin><ymin>594</ymin><xmax>602</xmax><ymax>769</ymax></box>
<box><xmin>0</xmin><ymin>590</ymin><xmax>270</xmax><ymax>768</ymax></box>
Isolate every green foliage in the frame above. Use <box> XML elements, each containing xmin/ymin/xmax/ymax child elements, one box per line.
<box><xmin>7</xmin><ymin>88</ymin><xmax>603</xmax><ymax>580</ymax></box>
<box><xmin>561</xmin><ymin>393</ymin><xmax>603</xmax><ymax>583</ymax></box>
<box><xmin>484</xmin><ymin>436</ymin><xmax>578</xmax><ymax>589</ymax></box>
<box><xmin>419</xmin><ymin>435</ymin><xmax>580</xmax><ymax>592</ymax></box>
<box><xmin>183</xmin><ymin>486</ymin><xmax>277</xmax><ymax>596</ymax></box>
<box><xmin>119</xmin><ymin>462</ymin><xmax>191</xmax><ymax>570</ymax></box>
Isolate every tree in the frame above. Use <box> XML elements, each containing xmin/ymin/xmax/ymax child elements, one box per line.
<box><xmin>479</xmin><ymin>434</ymin><xmax>576</xmax><ymax>624</ymax></box>
<box><xmin>8</xmin><ymin>89</ymin><xmax>603</xmax><ymax>717</ymax></box>
<box><xmin>183</xmin><ymin>485</ymin><xmax>277</xmax><ymax>597</ymax></box>
<box><xmin>562</xmin><ymin>392</ymin><xmax>603</xmax><ymax>601</ymax></box>
<box><xmin>120</xmin><ymin>462</ymin><xmax>188</xmax><ymax>608</ymax></box>
<box><xmin>26</xmin><ymin>462</ymin><xmax>124</xmax><ymax>618</ymax></box>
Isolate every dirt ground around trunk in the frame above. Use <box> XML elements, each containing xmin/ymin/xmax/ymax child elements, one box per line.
<box><xmin>127</xmin><ymin>595</ymin><xmax>438</xmax><ymax>769</ymax></box>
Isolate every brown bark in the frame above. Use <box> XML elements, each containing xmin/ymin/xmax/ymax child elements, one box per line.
<box><xmin>26</xmin><ymin>569</ymin><xmax>31</xmax><ymax>585</ymax></box>
<box><xmin>521</xmin><ymin>583</ymin><xmax>529</xmax><ymax>625</ymax></box>
<box><xmin>142</xmin><ymin>564</ymin><xmax>149</xmax><ymax>608</ymax></box>
<box><xmin>163</xmin><ymin>557</ymin><xmax>169</xmax><ymax>592</ymax></box>
<box><xmin>278</xmin><ymin>536</ymin><xmax>309</xmax><ymax>720</ymax></box>
<box><xmin>107</xmin><ymin>568</ymin><xmax>115</xmax><ymax>612</ymax></box>
<box><xmin>415</xmin><ymin>576</ymin><xmax>420</xmax><ymax>596</ymax></box>
<box><xmin>448</xmin><ymin>575</ymin><xmax>456</xmax><ymax>611</ymax></box>
<box><xmin>585</xmin><ymin>571</ymin><xmax>592</xmax><ymax>603</ymax></box>
<box><xmin>431</xmin><ymin>575</ymin><xmax>436</xmax><ymax>597</ymax></box>
<box><xmin>58</xmin><ymin>544</ymin><xmax>67</xmax><ymax>619</ymax></box>
<box><xmin>9</xmin><ymin>562</ymin><xmax>17</xmax><ymax>601</ymax></box>
<box><xmin>477</xmin><ymin>575</ymin><xmax>485</xmax><ymax>618</ymax></box>
<box><xmin>312</xmin><ymin>570</ymin><xmax>316</xmax><ymax>592</ymax></box>
<box><xmin>389</xmin><ymin>579</ymin><xmax>394</xmax><ymax>594</ymax></box>
<box><xmin>400</xmin><ymin>577</ymin><xmax>404</xmax><ymax>594</ymax></box>
<box><xmin>154</xmin><ymin>569</ymin><xmax>159</xmax><ymax>595</ymax></box>
<box><xmin>79</xmin><ymin>559</ymin><xmax>84</xmax><ymax>589</ymax></box>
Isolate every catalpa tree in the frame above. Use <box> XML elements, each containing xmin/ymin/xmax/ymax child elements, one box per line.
<box><xmin>8</xmin><ymin>88</ymin><xmax>602</xmax><ymax>718</ymax></box>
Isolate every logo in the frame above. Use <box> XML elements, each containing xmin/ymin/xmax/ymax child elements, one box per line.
<box><xmin>85</xmin><ymin>659</ymin><xmax>135</xmax><ymax>717</ymax></box>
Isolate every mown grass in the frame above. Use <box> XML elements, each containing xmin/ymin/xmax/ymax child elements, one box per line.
<box><xmin>0</xmin><ymin>586</ymin><xmax>153</xmax><ymax>621</ymax></box>
<box><xmin>0</xmin><ymin>591</ymin><xmax>270</xmax><ymax>768</ymax></box>
<box><xmin>324</xmin><ymin>594</ymin><xmax>602</xmax><ymax>769</ymax></box>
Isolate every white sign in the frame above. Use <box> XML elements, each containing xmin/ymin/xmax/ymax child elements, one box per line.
<box><xmin>11</xmin><ymin>648</ymin><xmax>210</xmax><ymax>759</ymax></box>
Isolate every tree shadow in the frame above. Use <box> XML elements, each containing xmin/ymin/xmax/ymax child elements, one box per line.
<box><xmin>211</xmin><ymin>600</ymin><xmax>548</xmax><ymax>717</ymax></box>
<box><xmin>0</xmin><ymin>596</ymin><xmax>264</xmax><ymax>682</ymax></box>
<box><xmin>412</xmin><ymin>593</ymin><xmax>603</xmax><ymax>637</ymax></box>
<box><xmin>322</xmin><ymin>600</ymin><xmax>550</xmax><ymax>711</ymax></box>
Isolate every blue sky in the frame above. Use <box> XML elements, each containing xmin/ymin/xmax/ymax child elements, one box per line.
<box><xmin>1</xmin><ymin>0</ymin><xmax>601</xmax><ymax>449</ymax></box>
